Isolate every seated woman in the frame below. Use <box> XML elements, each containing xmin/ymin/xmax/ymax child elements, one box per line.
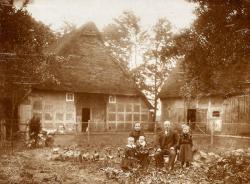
<box><xmin>129</xmin><ymin>122</ymin><xmax>145</xmax><ymax>143</ymax></box>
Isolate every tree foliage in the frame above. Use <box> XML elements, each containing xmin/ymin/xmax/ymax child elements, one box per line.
<box><xmin>133</xmin><ymin>18</ymin><xmax>174</xmax><ymax>120</ymax></box>
<box><xmin>0</xmin><ymin>1</ymin><xmax>60</xmax><ymax>123</ymax></box>
<box><xmin>173</xmin><ymin>0</ymin><xmax>250</xmax><ymax>97</ymax></box>
<box><xmin>0</xmin><ymin>2</ymin><xmax>55</xmax><ymax>54</ymax></box>
<box><xmin>103</xmin><ymin>11</ymin><xmax>148</xmax><ymax>69</ymax></box>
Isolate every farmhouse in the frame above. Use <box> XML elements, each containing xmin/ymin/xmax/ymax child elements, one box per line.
<box><xmin>159</xmin><ymin>63</ymin><xmax>250</xmax><ymax>135</ymax></box>
<box><xmin>18</xmin><ymin>22</ymin><xmax>153</xmax><ymax>133</ymax></box>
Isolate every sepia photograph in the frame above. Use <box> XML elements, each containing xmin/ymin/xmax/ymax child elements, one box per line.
<box><xmin>0</xmin><ymin>0</ymin><xmax>249</xmax><ymax>183</ymax></box>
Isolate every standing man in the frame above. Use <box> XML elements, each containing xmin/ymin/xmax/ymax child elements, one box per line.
<box><xmin>129</xmin><ymin>122</ymin><xmax>145</xmax><ymax>143</ymax></box>
<box><xmin>154</xmin><ymin>121</ymin><xmax>178</xmax><ymax>170</ymax></box>
<box><xmin>29</xmin><ymin>115</ymin><xmax>41</xmax><ymax>147</ymax></box>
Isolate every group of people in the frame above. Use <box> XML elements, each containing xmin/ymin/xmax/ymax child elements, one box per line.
<box><xmin>121</xmin><ymin>121</ymin><xmax>193</xmax><ymax>171</ymax></box>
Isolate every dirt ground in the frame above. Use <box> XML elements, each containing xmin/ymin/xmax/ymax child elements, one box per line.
<box><xmin>0</xmin><ymin>135</ymin><xmax>250</xmax><ymax>184</ymax></box>
<box><xmin>0</xmin><ymin>148</ymin><xmax>113</xmax><ymax>184</ymax></box>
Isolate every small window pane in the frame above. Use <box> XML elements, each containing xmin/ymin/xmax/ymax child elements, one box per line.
<box><xmin>117</xmin><ymin>114</ymin><xmax>125</xmax><ymax>121</ymax></box>
<box><xmin>56</xmin><ymin>113</ymin><xmax>64</xmax><ymax>121</ymax></box>
<box><xmin>117</xmin><ymin>104</ymin><xmax>124</xmax><ymax>112</ymax></box>
<box><xmin>108</xmin><ymin>113</ymin><xmax>116</xmax><ymax>121</ymax></box>
<box><xmin>66</xmin><ymin>113</ymin><xmax>74</xmax><ymax>121</ymax></box>
<box><xmin>133</xmin><ymin>105</ymin><xmax>140</xmax><ymax>112</ymax></box>
<box><xmin>33</xmin><ymin>112</ymin><xmax>42</xmax><ymax>120</ymax></box>
<box><xmin>66</xmin><ymin>104</ymin><xmax>74</xmax><ymax>111</ymax></box>
<box><xmin>44</xmin><ymin>104</ymin><xmax>53</xmax><ymax>111</ymax></box>
<box><xmin>126</xmin><ymin>104</ymin><xmax>132</xmax><ymax>112</ymax></box>
<box><xmin>33</xmin><ymin>101</ymin><xmax>42</xmax><ymax>110</ymax></box>
<box><xmin>133</xmin><ymin>114</ymin><xmax>140</xmax><ymax>121</ymax></box>
<box><xmin>125</xmin><ymin>114</ymin><xmax>132</xmax><ymax>121</ymax></box>
<box><xmin>45</xmin><ymin>113</ymin><xmax>53</xmax><ymax>121</ymax></box>
<box><xmin>108</xmin><ymin>104</ymin><xmax>116</xmax><ymax>112</ymax></box>
<box><xmin>66</xmin><ymin>93</ymin><xmax>74</xmax><ymax>101</ymax></box>
<box><xmin>109</xmin><ymin>95</ymin><xmax>116</xmax><ymax>103</ymax></box>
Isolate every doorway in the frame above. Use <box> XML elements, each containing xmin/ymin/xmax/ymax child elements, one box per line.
<box><xmin>82</xmin><ymin>108</ymin><xmax>90</xmax><ymax>132</ymax></box>
<box><xmin>187</xmin><ymin>109</ymin><xmax>196</xmax><ymax>129</ymax></box>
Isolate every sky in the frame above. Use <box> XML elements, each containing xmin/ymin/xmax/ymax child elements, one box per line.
<box><xmin>24</xmin><ymin>0</ymin><xmax>197</xmax><ymax>33</ymax></box>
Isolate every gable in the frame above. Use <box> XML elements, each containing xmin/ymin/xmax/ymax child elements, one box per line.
<box><xmin>36</xmin><ymin>22</ymin><xmax>141</xmax><ymax>96</ymax></box>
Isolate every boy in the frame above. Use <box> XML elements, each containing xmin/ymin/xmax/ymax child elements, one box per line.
<box><xmin>136</xmin><ymin>135</ymin><xmax>150</xmax><ymax>170</ymax></box>
<box><xmin>121</xmin><ymin>137</ymin><xmax>137</xmax><ymax>171</ymax></box>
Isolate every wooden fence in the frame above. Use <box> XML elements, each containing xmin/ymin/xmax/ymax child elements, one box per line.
<box><xmin>80</xmin><ymin>121</ymin><xmax>156</xmax><ymax>132</ymax></box>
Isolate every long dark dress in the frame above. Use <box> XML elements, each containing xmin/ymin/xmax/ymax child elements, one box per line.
<box><xmin>178</xmin><ymin>133</ymin><xmax>193</xmax><ymax>163</ymax></box>
<box><xmin>129</xmin><ymin>130</ymin><xmax>144</xmax><ymax>143</ymax></box>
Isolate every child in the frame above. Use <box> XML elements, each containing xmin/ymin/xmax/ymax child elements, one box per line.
<box><xmin>178</xmin><ymin>124</ymin><xmax>193</xmax><ymax>168</ymax></box>
<box><xmin>121</xmin><ymin>137</ymin><xmax>137</xmax><ymax>171</ymax></box>
<box><xmin>136</xmin><ymin>135</ymin><xmax>150</xmax><ymax>170</ymax></box>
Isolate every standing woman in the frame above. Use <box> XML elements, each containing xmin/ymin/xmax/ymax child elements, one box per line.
<box><xmin>178</xmin><ymin>124</ymin><xmax>193</xmax><ymax>168</ymax></box>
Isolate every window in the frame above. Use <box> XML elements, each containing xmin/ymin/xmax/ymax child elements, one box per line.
<box><xmin>125</xmin><ymin>104</ymin><xmax>133</xmax><ymax>122</ymax></box>
<box><xmin>44</xmin><ymin>104</ymin><xmax>53</xmax><ymax>111</ymax></box>
<box><xmin>117</xmin><ymin>104</ymin><xmax>125</xmax><ymax>122</ymax></box>
<box><xmin>56</xmin><ymin>113</ymin><xmax>64</xmax><ymax>121</ymax></box>
<box><xmin>133</xmin><ymin>114</ymin><xmax>140</xmax><ymax>121</ymax></box>
<box><xmin>66</xmin><ymin>113</ymin><xmax>74</xmax><ymax>121</ymax></box>
<box><xmin>106</xmin><ymin>103</ymin><xmax>149</xmax><ymax>123</ymax></box>
<box><xmin>212</xmin><ymin>111</ymin><xmax>220</xmax><ymax>117</ymax></box>
<box><xmin>117</xmin><ymin>114</ymin><xmax>125</xmax><ymax>121</ymax></box>
<box><xmin>125</xmin><ymin>114</ymin><xmax>132</xmax><ymax>121</ymax></box>
<box><xmin>33</xmin><ymin>100</ymin><xmax>42</xmax><ymax>110</ymax></box>
<box><xmin>133</xmin><ymin>104</ymin><xmax>140</xmax><ymax>112</ymax></box>
<box><xmin>141</xmin><ymin>107</ymin><xmax>149</xmax><ymax>122</ymax></box>
<box><xmin>109</xmin><ymin>95</ymin><xmax>116</xmax><ymax>103</ymax></box>
<box><xmin>117</xmin><ymin>104</ymin><xmax>124</xmax><ymax>112</ymax></box>
<box><xmin>108</xmin><ymin>113</ymin><xmax>116</xmax><ymax>121</ymax></box>
<box><xmin>45</xmin><ymin>113</ymin><xmax>53</xmax><ymax>121</ymax></box>
<box><xmin>33</xmin><ymin>112</ymin><xmax>42</xmax><ymax>120</ymax></box>
<box><xmin>108</xmin><ymin>104</ymin><xmax>116</xmax><ymax>112</ymax></box>
<box><xmin>66</xmin><ymin>92</ymin><xmax>74</xmax><ymax>101</ymax></box>
<box><xmin>108</xmin><ymin>104</ymin><xmax>116</xmax><ymax>122</ymax></box>
<box><xmin>133</xmin><ymin>104</ymin><xmax>140</xmax><ymax>121</ymax></box>
<box><xmin>66</xmin><ymin>104</ymin><xmax>75</xmax><ymax>111</ymax></box>
<box><xmin>126</xmin><ymin>104</ymin><xmax>132</xmax><ymax>112</ymax></box>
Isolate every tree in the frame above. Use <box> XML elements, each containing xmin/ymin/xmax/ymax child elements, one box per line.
<box><xmin>103</xmin><ymin>11</ymin><xmax>148</xmax><ymax>69</ymax></box>
<box><xmin>173</xmin><ymin>0</ymin><xmax>250</xmax><ymax>98</ymax></box>
<box><xmin>133</xmin><ymin>18</ymin><xmax>174</xmax><ymax>121</ymax></box>
<box><xmin>0</xmin><ymin>1</ymin><xmax>60</xmax><ymax>138</ymax></box>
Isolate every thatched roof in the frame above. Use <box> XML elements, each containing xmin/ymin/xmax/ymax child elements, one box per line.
<box><xmin>158</xmin><ymin>63</ymin><xmax>184</xmax><ymax>98</ymax></box>
<box><xmin>159</xmin><ymin>61</ymin><xmax>250</xmax><ymax>99</ymax></box>
<box><xmin>36</xmin><ymin>22</ymin><xmax>148</xmax><ymax>98</ymax></box>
